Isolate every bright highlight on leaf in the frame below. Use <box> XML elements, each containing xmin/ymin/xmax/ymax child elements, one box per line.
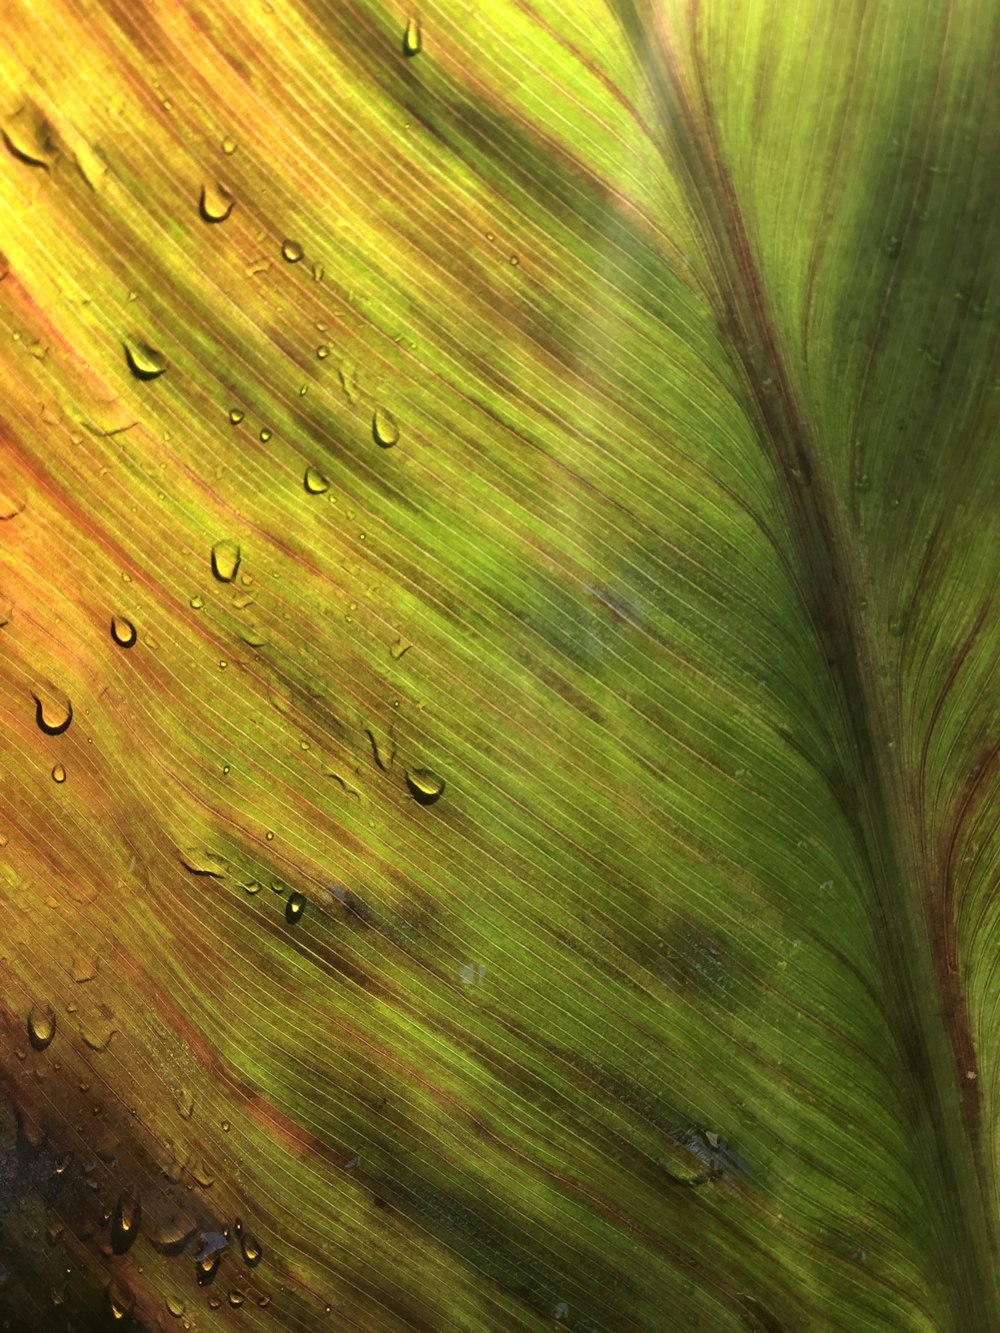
<box><xmin>0</xmin><ymin>0</ymin><xmax>998</xmax><ymax>1330</ymax></box>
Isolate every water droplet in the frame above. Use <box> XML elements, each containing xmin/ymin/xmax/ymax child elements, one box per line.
<box><xmin>312</xmin><ymin>261</ymin><xmax>324</xmax><ymax>281</ymax></box>
<box><xmin>403</xmin><ymin>16</ymin><xmax>422</xmax><ymax>56</ymax></box>
<box><xmin>166</xmin><ymin>1295</ymin><xmax>186</xmax><ymax>1318</ymax></box>
<box><xmin>406</xmin><ymin>767</ymin><xmax>445</xmax><ymax>805</ymax></box>
<box><xmin>316</xmin><ymin>343</ymin><xmax>330</xmax><ymax>360</ymax></box>
<box><xmin>123</xmin><ymin>340</ymin><xmax>168</xmax><ymax>380</ymax></box>
<box><xmin>179</xmin><ymin>846</ymin><xmax>226</xmax><ymax>876</ymax></box>
<box><xmin>2</xmin><ymin>102</ymin><xmax>57</xmax><ymax>168</ymax></box>
<box><xmin>149</xmin><ymin>1213</ymin><xmax>198</xmax><ymax>1255</ymax></box>
<box><xmin>110</xmin><ymin>615</ymin><xmax>137</xmax><ymax>648</ymax></box>
<box><xmin>199</xmin><ymin>180</ymin><xmax>235</xmax><ymax>223</ymax></box>
<box><xmin>304</xmin><ymin>466</ymin><xmax>329</xmax><ymax>494</ymax></box>
<box><xmin>281</xmin><ymin>239</ymin><xmax>303</xmax><ymax>263</ymax></box>
<box><xmin>229</xmin><ymin>407</ymin><xmax>244</xmax><ymax>424</ymax></box>
<box><xmin>390</xmin><ymin>637</ymin><xmax>411</xmax><ymax>660</ymax></box>
<box><xmin>191</xmin><ymin>1158</ymin><xmax>215</xmax><ymax>1188</ymax></box>
<box><xmin>28</xmin><ymin>1004</ymin><xmax>56</xmax><ymax>1050</ymax></box>
<box><xmin>51</xmin><ymin>763</ymin><xmax>67</xmax><ymax>784</ymax></box>
<box><xmin>259</xmin><ymin>427</ymin><xmax>272</xmax><ymax>442</ymax></box>
<box><xmin>240</xmin><ymin>1230</ymin><xmax>262</xmax><ymax>1266</ymax></box>
<box><xmin>372</xmin><ymin>407</ymin><xmax>399</xmax><ymax>448</ymax></box>
<box><xmin>229</xmin><ymin>1290</ymin><xmax>245</xmax><ymax>1308</ymax></box>
<box><xmin>0</xmin><ymin>832</ymin><xmax>7</xmax><ymax>848</ymax></box>
<box><xmin>211</xmin><ymin>539</ymin><xmax>241</xmax><ymax>582</ymax></box>
<box><xmin>80</xmin><ymin>1014</ymin><xmax>116</xmax><ymax>1051</ymax></box>
<box><xmin>239</xmin><ymin>626</ymin><xmax>267</xmax><ymax>648</ymax></box>
<box><xmin>510</xmin><ymin>254</ymin><xmax>520</xmax><ymax>266</ymax></box>
<box><xmin>243</xmin><ymin>880</ymin><xmax>261</xmax><ymax>894</ymax></box>
<box><xmin>33</xmin><ymin>690</ymin><xmax>72</xmax><ymax>735</ymax></box>
<box><xmin>71</xmin><ymin>953</ymin><xmax>99</xmax><ymax>982</ymax></box>
<box><xmin>189</xmin><ymin>593</ymin><xmax>205</xmax><ymax>610</ymax></box>
<box><xmin>286</xmin><ymin>891</ymin><xmax>306</xmax><ymax>924</ymax></box>
<box><xmin>111</xmin><ymin>1192</ymin><xmax>140</xmax><ymax>1253</ymax></box>
<box><xmin>222</xmin><ymin>136</ymin><xmax>237</xmax><ymax>155</ymax></box>
<box><xmin>196</xmin><ymin>1251</ymin><xmax>221</xmax><ymax>1286</ymax></box>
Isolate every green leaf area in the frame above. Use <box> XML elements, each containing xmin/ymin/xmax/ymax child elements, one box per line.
<box><xmin>0</xmin><ymin>1</ymin><xmax>997</xmax><ymax>1329</ymax></box>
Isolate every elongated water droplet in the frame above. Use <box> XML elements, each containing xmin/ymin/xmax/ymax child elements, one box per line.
<box><xmin>110</xmin><ymin>615</ymin><xmax>137</xmax><ymax>648</ymax></box>
<box><xmin>286</xmin><ymin>891</ymin><xmax>306</xmax><ymax>924</ymax></box>
<box><xmin>71</xmin><ymin>953</ymin><xmax>99</xmax><ymax>982</ymax></box>
<box><xmin>281</xmin><ymin>239</ymin><xmax>303</xmax><ymax>263</ymax></box>
<box><xmin>33</xmin><ymin>690</ymin><xmax>72</xmax><ymax>734</ymax></box>
<box><xmin>211</xmin><ymin>540</ymin><xmax>241</xmax><ymax>582</ymax></box>
<box><xmin>372</xmin><ymin>407</ymin><xmax>399</xmax><ymax>448</ymax></box>
<box><xmin>166</xmin><ymin>1295</ymin><xmax>185</xmax><ymax>1318</ymax></box>
<box><xmin>123</xmin><ymin>340</ymin><xmax>167</xmax><ymax>380</ymax></box>
<box><xmin>199</xmin><ymin>180</ymin><xmax>235</xmax><ymax>223</ymax></box>
<box><xmin>81</xmin><ymin>1015</ymin><xmax>116</xmax><ymax>1051</ymax></box>
<box><xmin>179</xmin><ymin>846</ymin><xmax>226</xmax><ymax>876</ymax></box>
<box><xmin>403</xmin><ymin>16</ymin><xmax>422</xmax><ymax>56</ymax></box>
<box><xmin>229</xmin><ymin>1290</ymin><xmax>245</xmax><ymax>1308</ymax></box>
<box><xmin>196</xmin><ymin>1251</ymin><xmax>221</xmax><ymax>1286</ymax></box>
<box><xmin>2</xmin><ymin>102</ymin><xmax>57</xmax><ymax>168</ymax></box>
<box><xmin>406</xmin><ymin>767</ymin><xmax>445</xmax><ymax>805</ymax></box>
<box><xmin>304</xmin><ymin>466</ymin><xmax>329</xmax><ymax>494</ymax></box>
<box><xmin>28</xmin><ymin>1004</ymin><xmax>56</xmax><ymax>1050</ymax></box>
<box><xmin>239</xmin><ymin>626</ymin><xmax>268</xmax><ymax>648</ymax></box>
<box><xmin>111</xmin><ymin>1193</ymin><xmax>140</xmax><ymax>1253</ymax></box>
<box><xmin>228</xmin><ymin>408</ymin><xmax>244</xmax><ymax>424</ymax></box>
<box><xmin>390</xmin><ymin>636</ymin><xmax>411</xmax><ymax>660</ymax></box>
<box><xmin>240</xmin><ymin>1230</ymin><xmax>262</xmax><ymax>1266</ymax></box>
<box><xmin>150</xmin><ymin>1214</ymin><xmax>198</xmax><ymax>1256</ymax></box>
<box><xmin>51</xmin><ymin>763</ymin><xmax>67</xmax><ymax>784</ymax></box>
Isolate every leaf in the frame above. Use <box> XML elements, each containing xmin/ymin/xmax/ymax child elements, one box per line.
<box><xmin>0</xmin><ymin>1</ymin><xmax>997</xmax><ymax>1330</ymax></box>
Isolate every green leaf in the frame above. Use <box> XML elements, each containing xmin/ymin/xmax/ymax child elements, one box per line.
<box><xmin>0</xmin><ymin>1</ymin><xmax>997</xmax><ymax>1329</ymax></box>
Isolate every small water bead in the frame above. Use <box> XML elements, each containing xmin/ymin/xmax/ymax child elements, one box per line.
<box><xmin>199</xmin><ymin>180</ymin><xmax>234</xmax><ymax>223</ymax></box>
<box><xmin>111</xmin><ymin>1193</ymin><xmax>140</xmax><ymax>1253</ymax></box>
<box><xmin>2</xmin><ymin>103</ymin><xmax>57</xmax><ymax>168</ymax></box>
<box><xmin>33</xmin><ymin>691</ymin><xmax>72</xmax><ymax>734</ymax></box>
<box><xmin>28</xmin><ymin>1004</ymin><xmax>56</xmax><ymax>1050</ymax></box>
<box><xmin>229</xmin><ymin>1290</ymin><xmax>245</xmax><ymax>1308</ymax></box>
<box><xmin>286</xmin><ymin>891</ymin><xmax>306</xmax><ymax>924</ymax></box>
<box><xmin>259</xmin><ymin>427</ymin><xmax>272</xmax><ymax>442</ymax></box>
<box><xmin>52</xmin><ymin>763</ymin><xmax>67</xmax><ymax>784</ymax></box>
<box><xmin>281</xmin><ymin>239</ymin><xmax>303</xmax><ymax>263</ymax></box>
<box><xmin>123</xmin><ymin>339</ymin><xmax>168</xmax><ymax>380</ymax></box>
<box><xmin>312</xmin><ymin>261</ymin><xmax>324</xmax><ymax>281</ymax></box>
<box><xmin>405</xmin><ymin>767</ymin><xmax>445</xmax><ymax>804</ymax></box>
<box><xmin>372</xmin><ymin>407</ymin><xmax>399</xmax><ymax>448</ymax></box>
<box><xmin>316</xmin><ymin>343</ymin><xmax>330</xmax><ymax>359</ymax></box>
<box><xmin>403</xmin><ymin>16</ymin><xmax>422</xmax><ymax>55</ymax></box>
<box><xmin>304</xmin><ymin>466</ymin><xmax>329</xmax><ymax>494</ymax></box>
<box><xmin>166</xmin><ymin>1295</ymin><xmax>185</xmax><ymax>1317</ymax></box>
<box><xmin>229</xmin><ymin>407</ymin><xmax>244</xmax><ymax>424</ymax></box>
<box><xmin>222</xmin><ymin>136</ymin><xmax>237</xmax><ymax>155</ymax></box>
<box><xmin>110</xmin><ymin>615</ymin><xmax>137</xmax><ymax>648</ymax></box>
<box><xmin>211</xmin><ymin>539</ymin><xmax>241</xmax><ymax>582</ymax></box>
<box><xmin>240</xmin><ymin>1231</ymin><xmax>262</xmax><ymax>1266</ymax></box>
<box><xmin>190</xmin><ymin>593</ymin><xmax>205</xmax><ymax>610</ymax></box>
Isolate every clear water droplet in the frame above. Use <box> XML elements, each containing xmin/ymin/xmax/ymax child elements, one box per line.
<box><xmin>403</xmin><ymin>16</ymin><xmax>422</xmax><ymax>56</ymax></box>
<box><xmin>229</xmin><ymin>407</ymin><xmax>244</xmax><ymax>424</ymax></box>
<box><xmin>372</xmin><ymin>407</ymin><xmax>399</xmax><ymax>448</ymax></box>
<box><xmin>111</xmin><ymin>1193</ymin><xmax>140</xmax><ymax>1253</ymax></box>
<box><xmin>72</xmin><ymin>953</ymin><xmax>99</xmax><ymax>982</ymax></box>
<box><xmin>2</xmin><ymin>102</ymin><xmax>57</xmax><ymax>168</ymax></box>
<box><xmin>304</xmin><ymin>466</ymin><xmax>329</xmax><ymax>494</ymax></box>
<box><xmin>179</xmin><ymin>846</ymin><xmax>226</xmax><ymax>876</ymax></box>
<box><xmin>110</xmin><ymin>615</ymin><xmax>137</xmax><ymax>648</ymax></box>
<box><xmin>240</xmin><ymin>1231</ymin><xmax>262</xmax><ymax>1266</ymax></box>
<box><xmin>281</xmin><ymin>239</ymin><xmax>304</xmax><ymax>263</ymax></box>
<box><xmin>390</xmin><ymin>637</ymin><xmax>411</xmax><ymax>660</ymax></box>
<box><xmin>189</xmin><ymin>593</ymin><xmax>205</xmax><ymax>610</ymax></box>
<box><xmin>312</xmin><ymin>261</ymin><xmax>324</xmax><ymax>281</ymax></box>
<box><xmin>199</xmin><ymin>180</ymin><xmax>235</xmax><ymax>223</ymax></box>
<box><xmin>123</xmin><ymin>340</ymin><xmax>168</xmax><ymax>380</ymax></box>
<box><xmin>222</xmin><ymin>136</ymin><xmax>237</xmax><ymax>155</ymax></box>
<box><xmin>285</xmin><ymin>891</ymin><xmax>306</xmax><ymax>924</ymax></box>
<box><xmin>315</xmin><ymin>345</ymin><xmax>330</xmax><ymax>362</ymax></box>
<box><xmin>33</xmin><ymin>690</ymin><xmax>72</xmax><ymax>735</ymax></box>
<box><xmin>28</xmin><ymin>1004</ymin><xmax>56</xmax><ymax>1050</ymax></box>
<box><xmin>239</xmin><ymin>626</ymin><xmax>267</xmax><ymax>648</ymax></box>
<box><xmin>229</xmin><ymin>1290</ymin><xmax>245</xmax><ymax>1308</ymax></box>
<box><xmin>406</xmin><ymin>767</ymin><xmax>445</xmax><ymax>805</ymax></box>
<box><xmin>81</xmin><ymin>1014</ymin><xmax>116</xmax><ymax>1051</ymax></box>
<box><xmin>166</xmin><ymin>1295</ymin><xmax>186</xmax><ymax>1317</ymax></box>
<box><xmin>259</xmin><ymin>427</ymin><xmax>272</xmax><ymax>442</ymax></box>
<box><xmin>51</xmin><ymin>763</ymin><xmax>67</xmax><ymax>784</ymax></box>
<box><xmin>211</xmin><ymin>540</ymin><xmax>241</xmax><ymax>582</ymax></box>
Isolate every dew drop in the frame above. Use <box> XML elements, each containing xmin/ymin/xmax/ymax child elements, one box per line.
<box><xmin>51</xmin><ymin>763</ymin><xmax>67</xmax><ymax>784</ymax></box>
<box><xmin>316</xmin><ymin>343</ymin><xmax>330</xmax><ymax>359</ymax></box>
<box><xmin>286</xmin><ymin>891</ymin><xmax>306</xmax><ymax>924</ymax></box>
<box><xmin>229</xmin><ymin>1290</ymin><xmax>245</xmax><ymax>1308</ymax></box>
<box><xmin>229</xmin><ymin>407</ymin><xmax>244</xmax><ymax>424</ymax></box>
<box><xmin>243</xmin><ymin>880</ymin><xmax>261</xmax><ymax>894</ymax></box>
<box><xmin>239</xmin><ymin>626</ymin><xmax>267</xmax><ymax>648</ymax></box>
<box><xmin>372</xmin><ymin>407</ymin><xmax>399</xmax><ymax>448</ymax></box>
<box><xmin>304</xmin><ymin>466</ymin><xmax>329</xmax><ymax>494</ymax></box>
<box><xmin>312</xmin><ymin>261</ymin><xmax>324</xmax><ymax>281</ymax></box>
<box><xmin>166</xmin><ymin>1295</ymin><xmax>185</xmax><ymax>1318</ymax></box>
<box><xmin>222</xmin><ymin>136</ymin><xmax>237</xmax><ymax>155</ymax></box>
<box><xmin>71</xmin><ymin>953</ymin><xmax>99</xmax><ymax>982</ymax></box>
<box><xmin>403</xmin><ymin>16</ymin><xmax>422</xmax><ymax>56</ymax></box>
<box><xmin>189</xmin><ymin>593</ymin><xmax>205</xmax><ymax>610</ymax></box>
<box><xmin>196</xmin><ymin>1251</ymin><xmax>221</xmax><ymax>1286</ymax></box>
<box><xmin>406</xmin><ymin>767</ymin><xmax>445</xmax><ymax>805</ymax></box>
<box><xmin>81</xmin><ymin>1015</ymin><xmax>116</xmax><ymax>1051</ymax></box>
<box><xmin>281</xmin><ymin>239</ymin><xmax>304</xmax><ymax>263</ymax></box>
<box><xmin>28</xmin><ymin>1004</ymin><xmax>56</xmax><ymax>1050</ymax></box>
<box><xmin>2</xmin><ymin>102</ymin><xmax>57</xmax><ymax>168</ymax></box>
<box><xmin>211</xmin><ymin>539</ymin><xmax>241</xmax><ymax>582</ymax></box>
<box><xmin>33</xmin><ymin>690</ymin><xmax>72</xmax><ymax>735</ymax></box>
<box><xmin>240</xmin><ymin>1230</ymin><xmax>262</xmax><ymax>1266</ymax></box>
<box><xmin>199</xmin><ymin>180</ymin><xmax>235</xmax><ymax>223</ymax></box>
<box><xmin>390</xmin><ymin>637</ymin><xmax>411</xmax><ymax>660</ymax></box>
<box><xmin>123</xmin><ymin>340</ymin><xmax>168</xmax><ymax>380</ymax></box>
<box><xmin>179</xmin><ymin>846</ymin><xmax>226</xmax><ymax>876</ymax></box>
<box><xmin>110</xmin><ymin>615</ymin><xmax>137</xmax><ymax>648</ymax></box>
<box><xmin>111</xmin><ymin>1192</ymin><xmax>141</xmax><ymax>1253</ymax></box>
<box><xmin>259</xmin><ymin>427</ymin><xmax>272</xmax><ymax>442</ymax></box>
